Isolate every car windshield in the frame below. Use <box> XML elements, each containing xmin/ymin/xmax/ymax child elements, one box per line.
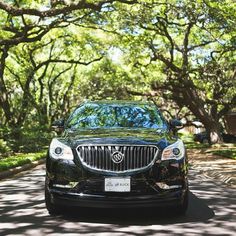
<box><xmin>66</xmin><ymin>103</ymin><xmax>167</xmax><ymax>129</ymax></box>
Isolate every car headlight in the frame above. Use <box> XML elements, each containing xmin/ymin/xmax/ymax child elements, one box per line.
<box><xmin>49</xmin><ymin>138</ymin><xmax>74</xmax><ymax>160</ymax></box>
<box><xmin>161</xmin><ymin>139</ymin><xmax>185</xmax><ymax>161</ymax></box>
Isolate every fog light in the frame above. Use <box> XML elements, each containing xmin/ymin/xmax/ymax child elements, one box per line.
<box><xmin>53</xmin><ymin>182</ymin><xmax>78</xmax><ymax>189</ymax></box>
<box><xmin>156</xmin><ymin>182</ymin><xmax>182</xmax><ymax>190</ymax></box>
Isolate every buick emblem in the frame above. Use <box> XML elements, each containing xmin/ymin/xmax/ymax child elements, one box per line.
<box><xmin>111</xmin><ymin>151</ymin><xmax>124</xmax><ymax>164</ymax></box>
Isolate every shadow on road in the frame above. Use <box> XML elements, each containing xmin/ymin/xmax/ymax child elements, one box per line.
<box><xmin>60</xmin><ymin>191</ymin><xmax>214</xmax><ymax>225</ymax></box>
<box><xmin>0</xmin><ymin>166</ymin><xmax>235</xmax><ymax>235</ymax></box>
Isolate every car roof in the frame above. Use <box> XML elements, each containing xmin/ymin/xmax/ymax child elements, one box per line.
<box><xmin>83</xmin><ymin>100</ymin><xmax>156</xmax><ymax>106</ymax></box>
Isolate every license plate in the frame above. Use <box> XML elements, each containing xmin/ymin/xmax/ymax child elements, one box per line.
<box><xmin>105</xmin><ymin>177</ymin><xmax>131</xmax><ymax>192</ymax></box>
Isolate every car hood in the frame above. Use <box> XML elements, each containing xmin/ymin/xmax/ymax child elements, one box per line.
<box><xmin>60</xmin><ymin>128</ymin><xmax>176</xmax><ymax>150</ymax></box>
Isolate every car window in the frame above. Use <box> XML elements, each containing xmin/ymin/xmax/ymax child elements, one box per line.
<box><xmin>66</xmin><ymin>103</ymin><xmax>167</xmax><ymax>129</ymax></box>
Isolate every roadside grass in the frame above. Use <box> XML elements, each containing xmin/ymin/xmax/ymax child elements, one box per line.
<box><xmin>209</xmin><ymin>149</ymin><xmax>236</xmax><ymax>160</ymax></box>
<box><xmin>0</xmin><ymin>151</ymin><xmax>46</xmax><ymax>172</ymax></box>
<box><xmin>180</xmin><ymin>132</ymin><xmax>236</xmax><ymax>160</ymax></box>
<box><xmin>185</xmin><ymin>142</ymin><xmax>210</xmax><ymax>149</ymax></box>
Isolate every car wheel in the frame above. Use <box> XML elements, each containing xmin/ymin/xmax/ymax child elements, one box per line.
<box><xmin>174</xmin><ymin>190</ymin><xmax>189</xmax><ymax>215</ymax></box>
<box><xmin>45</xmin><ymin>186</ymin><xmax>60</xmax><ymax>215</ymax></box>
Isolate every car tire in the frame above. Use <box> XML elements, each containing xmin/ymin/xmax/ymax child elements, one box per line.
<box><xmin>174</xmin><ymin>190</ymin><xmax>189</xmax><ymax>215</ymax></box>
<box><xmin>45</xmin><ymin>186</ymin><xmax>60</xmax><ymax>215</ymax></box>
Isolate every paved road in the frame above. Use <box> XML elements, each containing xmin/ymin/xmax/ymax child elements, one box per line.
<box><xmin>0</xmin><ymin>165</ymin><xmax>236</xmax><ymax>236</ymax></box>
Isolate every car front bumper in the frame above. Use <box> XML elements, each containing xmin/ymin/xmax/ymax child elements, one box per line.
<box><xmin>48</xmin><ymin>187</ymin><xmax>186</xmax><ymax>208</ymax></box>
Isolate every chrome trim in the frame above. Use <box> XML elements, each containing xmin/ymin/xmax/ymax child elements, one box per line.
<box><xmin>155</xmin><ymin>183</ymin><xmax>182</xmax><ymax>190</ymax></box>
<box><xmin>76</xmin><ymin>144</ymin><xmax>159</xmax><ymax>175</ymax></box>
<box><xmin>53</xmin><ymin>182</ymin><xmax>78</xmax><ymax>189</ymax></box>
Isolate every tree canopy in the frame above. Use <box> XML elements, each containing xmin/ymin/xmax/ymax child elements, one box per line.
<box><xmin>0</xmin><ymin>0</ymin><xmax>235</xmax><ymax>148</ymax></box>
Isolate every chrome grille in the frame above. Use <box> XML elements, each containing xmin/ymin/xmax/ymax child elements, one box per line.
<box><xmin>76</xmin><ymin>144</ymin><xmax>158</xmax><ymax>174</ymax></box>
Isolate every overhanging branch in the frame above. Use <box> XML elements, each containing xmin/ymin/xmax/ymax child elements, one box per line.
<box><xmin>0</xmin><ymin>0</ymin><xmax>137</xmax><ymax>17</ymax></box>
<box><xmin>35</xmin><ymin>56</ymin><xmax>103</xmax><ymax>71</ymax></box>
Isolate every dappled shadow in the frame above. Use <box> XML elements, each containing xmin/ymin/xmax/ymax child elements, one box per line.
<box><xmin>188</xmin><ymin>148</ymin><xmax>236</xmax><ymax>186</ymax></box>
<box><xmin>0</xmin><ymin>165</ymin><xmax>235</xmax><ymax>235</ymax></box>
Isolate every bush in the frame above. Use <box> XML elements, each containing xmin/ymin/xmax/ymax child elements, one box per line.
<box><xmin>0</xmin><ymin>124</ymin><xmax>53</xmax><ymax>155</ymax></box>
<box><xmin>0</xmin><ymin>139</ymin><xmax>11</xmax><ymax>157</ymax></box>
<box><xmin>0</xmin><ymin>151</ymin><xmax>46</xmax><ymax>171</ymax></box>
<box><xmin>13</xmin><ymin>126</ymin><xmax>53</xmax><ymax>153</ymax></box>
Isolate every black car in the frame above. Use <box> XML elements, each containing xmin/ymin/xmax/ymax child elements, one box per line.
<box><xmin>45</xmin><ymin>101</ymin><xmax>188</xmax><ymax>215</ymax></box>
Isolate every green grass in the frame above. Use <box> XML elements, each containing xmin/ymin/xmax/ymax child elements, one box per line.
<box><xmin>210</xmin><ymin>149</ymin><xmax>236</xmax><ymax>159</ymax></box>
<box><xmin>179</xmin><ymin>133</ymin><xmax>236</xmax><ymax>160</ymax></box>
<box><xmin>0</xmin><ymin>151</ymin><xmax>46</xmax><ymax>171</ymax></box>
<box><xmin>185</xmin><ymin>142</ymin><xmax>210</xmax><ymax>149</ymax></box>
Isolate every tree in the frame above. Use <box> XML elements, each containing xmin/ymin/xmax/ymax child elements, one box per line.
<box><xmin>0</xmin><ymin>0</ymin><xmax>137</xmax><ymax>127</ymax></box>
<box><xmin>104</xmin><ymin>0</ymin><xmax>236</xmax><ymax>143</ymax></box>
<box><xmin>2</xmin><ymin>28</ymin><xmax>104</xmax><ymax>127</ymax></box>
<box><xmin>1</xmin><ymin>0</ymin><xmax>236</xmax><ymax>147</ymax></box>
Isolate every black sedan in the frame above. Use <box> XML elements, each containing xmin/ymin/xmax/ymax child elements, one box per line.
<box><xmin>45</xmin><ymin>101</ymin><xmax>189</xmax><ymax>215</ymax></box>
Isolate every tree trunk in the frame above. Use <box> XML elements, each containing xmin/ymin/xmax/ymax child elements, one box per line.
<box><xmin>0</xmin><ymin>46</ymin><xmax>14</xmax><ymax>124</ymax></box>
<box><xmin>177</xmin><ymin>84</ymin><xmax>224</xmax><ymax>144</ymax></box>
<box><xmin>205</xmin><ymin>120</ymin><xmax>223</xmax><ymax>144</ymax></box>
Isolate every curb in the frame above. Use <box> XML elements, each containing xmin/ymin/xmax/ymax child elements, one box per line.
<box><xmin>0</xmin><ymin>158</ymin><xmax>46</xmax><ymax>180</ymax></box>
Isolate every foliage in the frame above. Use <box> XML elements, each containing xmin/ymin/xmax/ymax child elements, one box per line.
<box><xmin>0</xmin><ymin>0</ymin><xmax>235</xmax><ymax>151</ymax></box>
<box><xmin>0</xmin><ymin>151</ymin><xmax>46</xmax><ymax>171</ymax></box>
<box><xmin>107</xmin><ymin>0</ymin><xmax>236</xmax><ymax>143</ymax></box>
<box><xmin>0</xmin><ymin>122</ymin><xmax>52</xmax><ymax>154</ymax></box>
<box><xmin>178</xmin><ymin>133</ymin><xmax>210</xmax><ymax>149</ymax></box>
<box><xmin>13</xmin><ymin>127</ymin><xmax>52</xmax><ymax>153</ymax></box>
<box><xmin>0</xmin><ymin>139</ymin><xmax>11</xmax><ymax>156</ymax></box>
<box><xmin>78</xmin><ymin>58</ymin><xmax>134</xmax><ymax>100</ymax></box>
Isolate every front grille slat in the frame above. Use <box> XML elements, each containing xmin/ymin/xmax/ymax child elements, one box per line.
<box><xmin>140</xmin><ymin>147</ymin><xmax>143</xmax><ymax>167</ymax></box>
<box><xmin>105</xmin><ymin>146</ymin><xmax>108</xmax><ymax>170</ymax></box>
<box><xmin>77</xmin><ymin>144</ymin><xmax>158</xmax><ymax>174</ymax></box>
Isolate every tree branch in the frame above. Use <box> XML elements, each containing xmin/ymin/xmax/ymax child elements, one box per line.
<box><xmin>0</xmin><ymin>0</ymin><xmax>137</xmax><ymax>17</ymax></box>
<box><xmin>35</xmin><ymin>56</ymin><xmax>103</xmax><ymax>71</ymax></box>
<box><xmin>149</xmin><ymin>41</ymin><xmax>182</xmax><ymax>73</ymax></box>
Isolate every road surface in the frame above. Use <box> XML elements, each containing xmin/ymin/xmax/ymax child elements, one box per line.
<box><xmin>0</xmin><ymin>164</ymin><xmax>235</xmax><ymax>236</ymax></box>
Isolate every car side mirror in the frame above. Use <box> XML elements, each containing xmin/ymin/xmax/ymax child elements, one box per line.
<box><xmin>52</xmin><ymin>119</ymin><xmax>65</xmax><ymax>134</ymax></box>
<box><xmin>169</xmin><ymin>119</ymin><xmax>183</xmax><ymax>134</ymax></box>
